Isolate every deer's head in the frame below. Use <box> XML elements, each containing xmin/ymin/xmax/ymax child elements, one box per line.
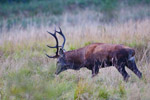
<box><xmin>46</xmin><ymin>27</ymin><xmax>68</xmax><ymax>75</ymax></box>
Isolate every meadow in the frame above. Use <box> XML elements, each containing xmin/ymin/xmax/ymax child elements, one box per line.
<box><xmin>0</xmin><ymin>0</ymin><xmax>150</xmax><ymax>100</ymax></box>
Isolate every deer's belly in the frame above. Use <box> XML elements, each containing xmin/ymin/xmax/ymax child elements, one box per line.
<box><xmin>99</xmin><ymin>60</ymin><xmax>113</xmax><ymax>68</ymax></box>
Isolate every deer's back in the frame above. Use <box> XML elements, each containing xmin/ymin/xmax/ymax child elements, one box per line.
<box><xmin>65</xmin><ymin>43</ymin><xmax>135</xmax><ymax>65</ymax></box>
<box><xmin>85</xmin><ymin>43</ymin><xmax>135</xmax><ymax>61</ymax></box>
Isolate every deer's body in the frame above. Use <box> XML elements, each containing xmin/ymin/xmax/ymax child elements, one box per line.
<box><xmin>46</xmin><ymin>28</ymin><xmax>142</xmax><ymax>81</ymax></box>
<box><xmin>64</xmin><ymin>43</ymin><xmax>135</xmax><ymax>70</ymax></box>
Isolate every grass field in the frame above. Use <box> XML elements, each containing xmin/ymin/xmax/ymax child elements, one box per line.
<box><xmin>0</xmin><ymin>12</ymin><xmax>150</xmax><ymax>99</ymax></box>
<box><xmin>0</xmin><ymin>0</ymin><xmax>150</xmax><ymax>100</ymax></box>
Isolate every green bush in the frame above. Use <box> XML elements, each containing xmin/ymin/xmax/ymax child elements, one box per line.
<box><xmin>0</xmin><ymin>0</ymin><xmax>150</xmax><ymax>30</ymax></box>
<box><xmin>0</xmin><ymin>0</ymin><xmax>31</xmax><ymax>3</ymax></box>
<box><xmin>127</xmin><ymin>0</ymin><xmax>150</xmax><ymax>5</ymax></box>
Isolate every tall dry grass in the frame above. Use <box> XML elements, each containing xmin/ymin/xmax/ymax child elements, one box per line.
<box><xmin>0</xmin><ymin>11</ymin><xmax>150</xmax><ymax>99</ymax></box>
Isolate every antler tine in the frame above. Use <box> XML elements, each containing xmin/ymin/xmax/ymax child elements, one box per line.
<box><xmin>56</xmin><ymin>27</ymin><xmax>66</xmax><ymax>49</ymax></box>
<box><xmin>47</xmin><ymin>45</ymin><xmax>61</xmax><ymax>48</ymax></box>
<box><xmin>46</xmin><ymin>30</ymin><xmax>59</xmax><ymax>58</ymax></box>
<box><xmin>45</xmin><ymin>53</ymin><xmax>58</xmax><ymax>58</ymax></box>
<box><xmin>47</xmin><ymin>45</ymin><xmax>57</xmax><ymax>48</ymax></box>
<box><xmin>54</xmin><ymin>27</ymin><xmax>57</xmax><ymax>35</ymax></box>
<box><xmin>47</xmin><ymin>31</ymin><xmax>54</xmax><ymax>36</ymax></box>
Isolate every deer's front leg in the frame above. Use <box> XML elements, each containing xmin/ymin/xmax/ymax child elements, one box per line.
<box><xmin>92</xmin><ymin>61</ymin><xmax>99</xmax><ymax>77</ymax></box>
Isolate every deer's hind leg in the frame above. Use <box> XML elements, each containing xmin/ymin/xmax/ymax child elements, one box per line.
<box><xmin>115</xmin><ymin>60</ymin><xmax>130</xmax><ymax>82</ymax></box>
<box><xmin>126</xmin><ymin>57</ymin><xmax>142</xmax><ymax>79</ymax></box>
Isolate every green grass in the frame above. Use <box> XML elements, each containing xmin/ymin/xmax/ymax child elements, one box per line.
<box><xmin>1</xmin><ymin>23</ymin><xmax>150</xmax><ymax>99</ymax></box>
<box><xmin>98</xmin><ymin>87</ymin><xmax>110</xmax><ymax>99</ymax></box>
<box><xmin>1</xmin><ymin>59</ymin><xmax>75</xmax><ymax>100</ymax></box>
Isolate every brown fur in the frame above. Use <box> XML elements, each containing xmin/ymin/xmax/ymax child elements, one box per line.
<box><xmin>65</xmin><ymin>43</ymin><xmax>134</xmax><ymax>66</ymax></box>
<box><xmin>59</xmin><ymin>43</ymin><xmax>142</xmax><ymax>81</ymax></box>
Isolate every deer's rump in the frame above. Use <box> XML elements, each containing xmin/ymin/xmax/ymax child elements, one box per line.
<box><xmin>84</xmin><ymin>43</ymin><xmax>135</xmax><ymax>67</ymax></box>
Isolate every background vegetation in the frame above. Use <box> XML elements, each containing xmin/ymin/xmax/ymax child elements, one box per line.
<box><xmin>0</xmin><ymin>0</ymin><xmax>150</xmax><ymax>100</ymax></box>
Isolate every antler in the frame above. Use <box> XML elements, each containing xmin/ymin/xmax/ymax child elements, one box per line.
<box><xmin>46</xmin><ymin>29</ymin><xmax>59</xmax><ymax>58</ymax></box>
<box><xmin>46</xmin><ymin>27</ymin><xmax>66</xmax><ymax>58</ymax></box>
<box><xmin>56</xmin><ymin>27</ymin><xmax>66</xmax><ymax>49</ymax></box>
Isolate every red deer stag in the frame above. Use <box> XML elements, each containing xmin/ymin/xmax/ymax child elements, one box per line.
<box><xmin>46</xmin><ymin>28</ymin><xmax>142</xmax><ymax>81</ymax></box>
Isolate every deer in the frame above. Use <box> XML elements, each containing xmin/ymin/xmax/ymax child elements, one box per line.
<box><xmin>46</xmin><ymin>28</ymin><xmax>142</xmax><ymax>81</ymax></box>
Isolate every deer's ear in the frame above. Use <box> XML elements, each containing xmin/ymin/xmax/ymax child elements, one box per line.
<box><xmin>59</xmin><ymin>48</ymin><xmax>65</xmax><ymax>57</ymax></box>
